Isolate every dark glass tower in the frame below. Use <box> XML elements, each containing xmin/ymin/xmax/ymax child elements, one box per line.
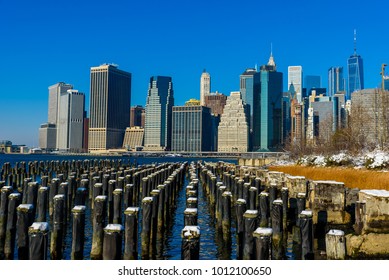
<box><xmin>347</xmin><ymin>30</ymin><xmax>364</xmax><ymax>99</ymax></box>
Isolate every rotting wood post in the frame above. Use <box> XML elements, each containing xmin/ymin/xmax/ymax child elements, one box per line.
<box><xmin>49</xmin><ymin>178</ymin><xmax>60</xmax><ymax>219</ymax></box>
<box><xmin>271</xmin><ymin>200</ymin><xmax>284</xmax><ymax>260</ymax></box>
<box><xmin>222</xmin><ymin>191</ymin><xmax>232</xmax><ymax>243</ymax></box>
<box><xmin>259</xmin><ymin>192</ymin><xmax>270</xmax><ymax>228</ymax></box>
<box><xmin>124</xmin><ymin>184</ymin><xmax>134</xmax><ymax>209</ymax></box>
<box><xmin>236</xmin><ymin>198</ymin><xmax>247</xmax><ymax>260</ymax></box>
<box><xmin>124</xmin><ymin>207</ymin><xmax>139</xmax><ymax>260</ymax></box>
<box><xmin>299</xmin><ymin>210</ymin><xmax>314</xmax><ymax>260</ymax></box>
<box><xmin>113</xmin><ymin>189</ymin><xmax>123</xmax><ymax>225</ymax></box>
<box><xmin>0</xmin><ymin>186</ymin><xmax>13</xmax><ymax>260</ymax></box>
<box><xmin>281</xmin><ymin>187</ymin><xmax>289</xmax><ymax>230</ymax></box>
<box><xmin>4</xmin><ymin>193</ymin><xmax>21</xmax><ymax>259</ymax></box>
<box><xmin>71</xmin><ymin>205</ymin><xmax>86</xmax><ymax>260</ymax></box>
<box><xmin>243</xmin><ymin>210</ymin><xmax>259</xmax><ymax>260</ymax></box>
<box><xmin>184</xmin><ymin>208</ymin><xmax>198</xmax><ymax>226</ymax></box>
<box><xmin>141</xmin><ymin>197</ymin><xmax>153</xmax><ymax>260</ymax></box>
<box><xmin>181</xmin><ymin>226</ymin><xmax>200</xmax><ymax>260</ymax></box>
<box><xmin>16</xmin><ymin>204</ymin><xmax>34</xmax><ymax>260</ymax></box>
<box><xmin>253</xmin><ymin>227</ymin><xmax>273</xmax><ymax>260</ymax></box>
<box><xmin>325</xmin><ymin>229</ymin><xmax>346</xmax><ymax>260</ymax></box>
<box><xmin>102</xmin><ymin>224</ymin><xmax>123</xmax><ymax>260</ymax></box>
<box><xmin>28</xmin><ymin>222</ymin><xmax>49</xmax><ymax>260</ymax></box>
<box><xmin>50</xmin><ymin>194</ymin><xmax>65</xmax><ymax>260</ymax></box>
<box><xmin>90</xmin><ymin>195</ymin><xmax>107</xmax><ymax>260</ymax></box>
<box><xmin>249</xmin><ymin>187</ymin><xmax>258</xmax><ymax>210</ymax></box>
<box><xmin>92</xmin><ymin>183</ymin><xmax>103</xmax><ymax>210</ymax></box>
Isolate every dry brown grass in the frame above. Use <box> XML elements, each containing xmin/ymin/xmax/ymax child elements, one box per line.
<box><xmin>269</xmin><ymin>165</ymin><xmax>389</xmax><ymax>190</ymax></box>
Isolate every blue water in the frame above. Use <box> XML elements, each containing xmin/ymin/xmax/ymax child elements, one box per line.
<box><xmin>0</xmin><ymin>153</ymin><xmax>238</xmax><ymax>260</ymax></box>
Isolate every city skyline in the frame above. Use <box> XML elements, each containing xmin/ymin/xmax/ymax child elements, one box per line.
<box><xmin>1</xmin><ymin>0</ymin><xmax>389</xmax><ymax>146</ymax></box>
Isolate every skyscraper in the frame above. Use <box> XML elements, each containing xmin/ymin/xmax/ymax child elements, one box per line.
<box><xmin>347</xmin><ymin>30</ymin><xmax>364</xmax><ymax>99</ymax></box>
<box><xmin>57</xmin><ymin>90</ymin><xmax>85</xmax><ymax>151</ymax></box>
<box><xmin>304</xmin><ymin>75</ymin><xmax>321</xmax><ymax>97</ymax></box>
<box><xmin>130</xmin><ymin>105</ymin><xmax>145</xmax><ymax>127</ymax></box>
<box><xmin>204</xmin><ymin>92</ymin><xmax>227</xmax><ymax>116</ymax></box>
<box><xmin>144</xmin><ymin>76</ymin><xmax>174</xmax><ymax>150</ymax></box>
<box><xmin>48</xmin><ymin>82</ymin><xmax>73</xmax><ymax>124</ymax></box>
<box><xmin>218</xmin><ymin>92</ymin><xmax>249</xmax><ymax>152</ymax></box>
<box><xmin>200</xmin><ymin>70</ymin><xmax>211</xmax><ymax>106</ymax></box>
<box><xmin>88</xmin><ymin>64</ymin><xmax>131</xmax><ymax>152</ymax></box>
<box><xmin>253</xmin><ymin>53</ymin><xmax>283</xmax><ymax>151</ymax></box>
<box><xmin>328</xmin><ymin>67</ymin><xmax>345</xmax><ymax>97</ymax></box>
<box><xmin>172</xmin><ymin>104</ymin><xmax>214</xmax><ymax>152</ymax></box>
<box><xmin>288</xmin><ymin>66</ymin><xmax>303</xmax><ymax>103</ymax></box>
<box><xmin>240</xmin><ymin>68</ymin><xmax>260</xmax><ymax>149</ymax></box>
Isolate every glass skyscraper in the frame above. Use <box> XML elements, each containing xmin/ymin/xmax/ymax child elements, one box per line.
<box><xmin>254</xmin><ymin>54</ymin><xmax>283</xmax><ymax>151</ymax></box>
<box><xmin>144</xmin><ymin>76</ymin><xmax>174</xmax><ymax>150</ymax></box>
<box><xmin>89</xmin><ymin>64</ymin><xmax>131</xmax><ymax>152</ymax></box>
<box><xmin>347</xmin><ymin>31</ymin><xmax>364</xmax><ymax>99</ymax></box>
<box><xmin>288</xmin><ymin>66</ymin><xmax>303</xmax><ymax>103</ymax></box>
<box><xmin>328</xmin><ymin>67</ymin><xmax>344</xmax><ymax>97</ymax></box>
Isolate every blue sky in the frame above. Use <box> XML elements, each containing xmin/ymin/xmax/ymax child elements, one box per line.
<box><xmin>1</xmin><ymin>0</ymin><xmax>388</xmax><ymax>146</ymax></box>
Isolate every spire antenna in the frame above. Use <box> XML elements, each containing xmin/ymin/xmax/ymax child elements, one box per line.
<box><xmin>354</xmin><ymin>29</ymin><xmax>357</xmax><ymax>55</ymax></box>
<box><xmin>270</xmin><ymin>42</ymin><xmax>273</xmax><ymax>56</ymax></box>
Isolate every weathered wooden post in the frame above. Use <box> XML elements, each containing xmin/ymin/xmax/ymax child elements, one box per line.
<box><xmin>71</xmin><ymin>206</ymin><xmax>86</xmax><ymax>260</ymax></box>
<box><xmin>75</xmin><ymin>187</ymin><xmax>88</xmax><ymax>206</ymax></box>
<box><xmin>141</xmin><ymin>197</ymin><xmax>153</xmax><ymax>260</ymax></box>
<box><xmin>300</xmin><ymin>210</ymin><xmax>314</xmax><ymax>260</ymax></box>
<box><xmin>222</xmin><ymin>191</ymin><xmax>232</xmax><ymax>243</ymax></box>
<box><xmin>243</xmin><ymin>182</ymin><xmax>251</xmax><ymax>204</ymax></box>
<box><xmin>103</xmin><ymin>224</ymin><xmax>123</xmax><ymax>260</ymax></box>
<box><xmin>156</xmin><ymin>185</ymin><xmax>165</xmax><ymax>235</ymax></box>
<box><xmin>22</xmin><ymin>178</ymin><xmax>32</xmax><ymax>204</ymax></box>
<box><xmin>216</xmin><ymin>185</ymin><xmax>226</xmax><ymax>227</ymax></box>
<box><xmin>253</xmin><ymin>227</ymin><xmax>273</xmax><ymax>260</ymax></box>
<box><xmin>36</xmin><ymin>187</ymin><xmax>48</xmax><ymax>222</ymax></box>
<box><xmin>90</xmin><ymin>195</ymin><xmax>107</xmax><ymax>260</ymax></box>
<box><xmin>28</xmin><ymin>222</ymin><xmax>49</xmax><ymax>260</ymax></box>
<box><xmin>236</xmin><ymin>198</ymin><xmax>247</xmax><ymax>260</ymax></box>
<box><xmin>50</xmin><ymin>194</ymin><xmax>65</xmax><ymax>260</ymax></box>
<box><xmin>271</xmin><ymin>200</ymin><xmax>284</xmax><ymax>260</ymax></box>
<box><xmin>124</xmin><ymin>184</ymin><xmax>134</xmax><ymax>209</ymax></box>
<box><xmin>26</xmin><ymin>181</ymin><xmax>39</xmax><ymax>214</ymax></box>
<box><xmin>259</xmin><ymin>192</ymin><xmax>270</xmax><ymax>227</ymax></box>
<box><xmin>184</xmin><ymin>208</ymin><xmax>198</xmax><ymax>226</ymax></box>
<box><xmin>325</xmin><ymin>229</ymin><xmax>346</xmax><ymax>260</ymax></box>
<box><xmin>113</xmin><ymin>189</ymin><xmax>123</xmax><ymax>224</ymax></box>
<box><xmin>243</xmin><ymin>210</ymin><xmax>259</xmax><ymax>260</ymax></box>
<box><xmin>296</xmin><ymin>192</ymin><xmax>306</xmax><ymax>225</ymax></box>
<box><xmin>16</xmin><ymin>204</ymin><xmax>34</xmax><ymax>259</ymax></box>
<box><xmin>108</xmin><ymin>180</ymin><xmax>116</xmax><ymax>223</ymax></box>
<box><xmin>281</xmin><ymin>187</ymin><xmax>289</xmax><ymax>230</ymax></box>
<box><xmin>249</xmin><ymin>187</ymin><xmax>258</xmax><ymax>210</ymax></box>
<box><xmin>92</xmin><ymin>183</ymin><xmax>103</xmax><ymax>210</ymax></box>
<box><xmin>0</xmin><ymin>186</ymin><xmax>13</xmax><ymax>260</ymax></box>
<box><xmin>187</xmin><ymin>197</ymin><xmax>198</xmax><ymax>209</ymax></box>
<box><xmin>181</xmin><ymin>226</ymin><xmax>200</xmax><ymax>260</ymax></box>
<box><xmin>49</xmin><ymin>178</ymin><xmax>60</xmax><ymax>218</ymax></box>
<box><xmin>4</xmin><ymin>193</ymin><xmax>21</xmax><ymax>259</ymax></box>
<box><xmin>124</xmin><ymin>207</ymin><xmax>139</xmax><ymax>260</ymax></box>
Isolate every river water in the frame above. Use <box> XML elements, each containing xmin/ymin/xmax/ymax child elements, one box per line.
<box><xmin>0</xmin><ymin>153</ymin><xmax>238</xmax><ymax>260</ymax></box>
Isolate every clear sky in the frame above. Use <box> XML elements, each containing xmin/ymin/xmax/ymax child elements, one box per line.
<box><xmin>1</xmin><ymin>0</ymin><xmax>388</xmax><ymax>147</ymax></box>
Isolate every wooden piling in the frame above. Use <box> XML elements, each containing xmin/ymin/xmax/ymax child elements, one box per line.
<box><xmin>236</xmin><ymin>198</ymin><xmax>247</xmax><ymax>260</ymax></box>
<box><xmin>181</xmin><ymin>226</ymin><xmax>200</xmax><ymax>260</ymax></box>
<box><xmin>184</xmin><ymin>208</ymin><xmax>198</xmax><ymax>226</ymax></box>
<box><xmin>113</xmin><ymin>189</ymin><xmax>123</xmax><ymax>224</ymax></box>
<box><xmin>141</xmin><ymin>197</ymin><xmax>153</xmax><ymax>260</ymax></box>
<box><xmin>102</xmin><ymin>224</ymin><xmax>123</xmax><ymax>260</ymax></box>
<box><xmin>271</xmin><ymin>200</ymin><xmax>284</xmax><ymax>260</ymax></box>
<box><xmin>4</xmin><ymin>193</ymin><xmax>21</xmax><ymax>259</ymax></box>
<box><xmin>249</xmin><ymin>187</ymin><xmax>258</xmax><ymax>210</ymax></box>
<box><xmin>299</xmin><ymin>210</ymin><xmax>314</xmax><ymax>260</ymax></box>
<box><xmin>259</xmin><ymin>192</ymin><xmax>270</xmax><ymax>227</ymax></box>
<box><xmin>28</xmin><ymin>222</ymin><xmax>49</xmax><ymax>260</ymax></box>
<box><xmin>16</xmin><ymin>204</ymin><xmax>34</xmax><ymax>260</ymax></box>
<box><xmin>325</xmin><ymin>229</ymin><xmax>346</xmax><ymax>260</ymax></box>
<box><xmin>124</xmin><ymin>207</ymin><xmax>139</xmax><ymax>260</ymax></box>
<box><xmin>0</xmin><ymin>186</ymin><xmax>13</xmax><ymax>260</ymax></box>
<box><xmin>50</xmin><ymin>194</ymin><xmax>65</xmax><ymax>260</ymax></box>
<box><xmin>222</xmin><ymin>191</ymin><xmax>232</xmax><ymax>243</ymax></box>
<box><xmin>124</xmin><ymin>184</ymin><xmax>134</xmax><ymax>209</ymax></box>
<box><xmin>243</xmin><ymin>210</ymin><xmax>259</xmax><ymax>260</ymax></box>
<box><xmin>253</xmin><ymin>227</ymin><xmax>273</xmax><ymax>260</ymax></box>
<box><xmin>36</xmin><ymin>187</ymin><xmax>48</xmax><ymax>222</ymax></box>
<box><xmin>71</xmin><ymin>206</ymin><xmax>86</xmax><ymax>260</ymax></box>
<box><xmin>90</xmin><ymin>195</ymin><xmax>107</xmax><ymax>260</ymax></box>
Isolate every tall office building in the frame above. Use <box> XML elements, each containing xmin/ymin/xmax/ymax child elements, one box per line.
<box><xmin>57</xmin><ymin>90</ymin><xmax>85</xmax><ymax>151</ymax></box>
<box><xmin>304</xmin><ymin>75</ymin><xmax>321</xmax><ymax>97</ymax></box>
<box><xmin>39</xmin><ymin>123</ymin><xmax>57</xmax><ymax>150</ymax></box>
<box><xmin>347</xmin><ymin>30</ymin><xmax>364</xmax><ymax>99</ymax></box>
<box><xmin>328</xmin><ymin>67</ymin><xmax>344</xmax><ymax>96</ymax></box>
<box><xmin>288</xmin><ymin>66</ymin><xmax>303</xmax><ymax>103</ymax></box>
<box><xmin>253</xmin><ymin>53</ymin><xmax>283</xmax><ymax>151</ymax></box>
<box><xmin>240</xmin><ymin>68</ymin><xmax>260</xmax><ymax>148</ymax></box>
<box><xmin>130</xmin><ymin>105</ymin><xmax>145</xmax><ymax>127</ymax></box>
<box><xmin>218</xmin><ymin>92</ymin><xmax>249</xmax><ymax>152</ymax></box>
<box><xmin>48</xmin><ymin>82</ymin><xmax>73</xmax><ymax>124</ymax></box>
<box><xmin>144</xmin><ymin>76</ymin><xmax>174</xmax><ymax>150</ymax></box>
<box><xmin>89</xmin><ymin>64</ymin><xmax>131</xmax><ymax>152</ymax></box>
<box><xmin>200</xmin><ymin>70</ymin><xmax>211</xmax><ymax>106</ymax></box>
<box><xmin>172</xmin><ymin>104</ymin><xmax>214</xmax><ymax>152</ymax></box>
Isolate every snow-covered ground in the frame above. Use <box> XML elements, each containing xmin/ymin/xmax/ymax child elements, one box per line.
<box><xmin>271</xmin><ymin>150</ymin><xmax>389</xmax><ymax>170</ymax></box>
